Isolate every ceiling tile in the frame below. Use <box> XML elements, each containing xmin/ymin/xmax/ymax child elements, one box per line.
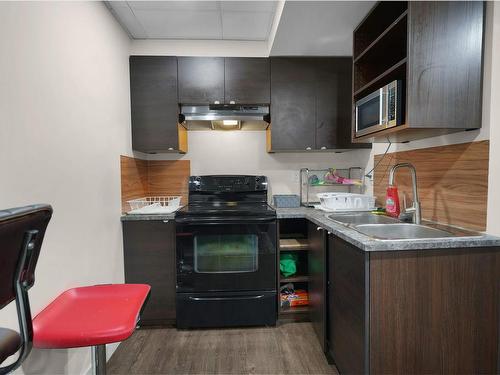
<box><xmin>222</xmin><ymin>11</ymin><xmax>275</xmax><ymax>40</ymax></box>
<box><xmin>132</xmin><ymin>9</ymin><xmax>223</xmax><ymax>39</ymax></box>
<box><xmin>106</xmin><ymin>2</ymin><xmax>147</xmax><ymax>38</ymax></box>
<box><xmin>128</xmin><ymin>1</ymin><xmax>220</xmax><ymax>12</ymax></box>
<box><xmin>220</xmin><ymin>1</ymin><xmax>277</xmax><ymax>13</ymax></box>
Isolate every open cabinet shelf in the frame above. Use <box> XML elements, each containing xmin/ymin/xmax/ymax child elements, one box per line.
<box><xmin>278</xmin><ymin>218</ymin><xmax>312</xmax><ymax>321</ymax></box>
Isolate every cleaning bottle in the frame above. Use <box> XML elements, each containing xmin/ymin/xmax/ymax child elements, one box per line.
<box><xmin>385</xmin><ymin>185</ymin><xmax>401</xmax><ymax>218</ymax></box>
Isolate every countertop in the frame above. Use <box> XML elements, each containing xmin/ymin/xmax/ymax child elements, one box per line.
<box><xmin>121</xmin><ymin>213</ymin><xmax>176</xmax><ymax>221</ymax></box>
<box><xmin>276</xmin><ymin>207</ymin><xmax>500</xmax><ymax>251</ymax></box>
<box><xmin>121</xmin><ymin>207</ymin><xmax>500</xmax><ymax>251</ymax></box>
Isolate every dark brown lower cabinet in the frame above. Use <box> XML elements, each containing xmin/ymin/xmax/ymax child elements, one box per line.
<box><xmin>308</xmin><ymin>222</ymin><xmax>327</xmax><ymax>352</ymax></box>
<box><xmin>122</xmin><ymin>220</ymin><xmax>176</xmax><ymax>325</ymax></box>
<box><xmin>328</xmin><ymin>236</ymin><xmax>367</xmax><ymax>374</ymax></box>
<box><xmin>327</xmin><ymin>234</ymin><xmax>500</xmax><ymax>374</ymax></box>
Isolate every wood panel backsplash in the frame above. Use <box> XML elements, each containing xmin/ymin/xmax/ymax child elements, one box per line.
<box><xmin>373</xmin><ymin>141</ymin><xmax>489</xmax><ymax>231</ymax></box>
<box><xmin>120</xmin><ymin>156</ymin><xmax>190</xmax><ymax>213</ymax></box>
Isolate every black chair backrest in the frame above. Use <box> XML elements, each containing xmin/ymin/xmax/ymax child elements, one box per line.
<box><xmin>0</xmin><ymin>205</ymin><xmax>52</xmax><ymax>308</ymax></box>
<box><xmin>0</xmin><ymin>204</ymin><xmax>52</xmax><ymax>373</ymax></box>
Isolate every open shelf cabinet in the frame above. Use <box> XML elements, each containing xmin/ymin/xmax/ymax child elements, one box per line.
<box><xmin>352</xmin><ymin>1</ymin><xmax>485</xmax><ymax>143</ymax></box>
<box><xmin>278</xmin><ymin>218</ymin><xmax>311</xmax><ymax>321</ymax></box>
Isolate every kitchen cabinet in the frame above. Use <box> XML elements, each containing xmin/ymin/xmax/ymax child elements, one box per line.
<box><xmin>278</xmin><ymin>218</ymin><xmax>310</xmax><ymax>321</ymax></box>
<box><xmin>308</xmin><ymin>222</ymin><xmax>327</xmax><ymax>352</ymax></box>
<box><xmin>224</xmin><ymin>58</ymin><xmax>270</xmax><ymax>104</ymax></box>
<box><xmin>178</xmin><ymin>57</ymin><xmax>225</xmax><ymax>104</ymax></box>
<box><xmin>328</xmin><ymin>235</ymin><xmax>367</xmax><ymax>374</ymax></box>
<box><xmin>352</xmin><ymin>1</ymin><xmax>484</xmax><ymax>143</ymax></box>
<box><xmin>129</xmin><ymin>56</ymin><xmax>187</xmax><ymax>153</ymax></box>
<box><xmin>406</xmin><ymin>1</ymin><xmax>484</xmax><ymax>129</ymax></box>
<box><xmin>325</xmin><ymin>234</ymin><xmax>500</xmax><ymax>374</ymax></box>
<box><xmin>122</xmin><ymin>220</ymin><xmax>176</xmax><ymax>325</ymax></box>
<box><xmin>269</xmin><ymin>58</ymin><xmax>316</xmax><ymax>151</ymax></box>
<box><xmin>178</xmin><ymin>57</ymin><xmax>270</xmax><ymax>105</ymax></box>
<box><xmin>269</xmin><ymin>57</ymin><xmax>369</xmax><ymax>152</ymax></box>
<box><xmin>315</xmin><ymin>58</ymin><xmax>356</xmax><ymax>150</ymax></box>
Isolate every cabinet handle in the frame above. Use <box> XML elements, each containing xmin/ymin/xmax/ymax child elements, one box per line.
<box><xmin>168</xmin><ymin>147</ymin><xmax>174</xmax><ymax>151</ymax></box>
<box><xmin>317</xmin><ymin>227</ymin><xmax>322</xmax><ymax>231</ymax></box>
<box><xmin>163</xmin><ymin>220</ymin><xmax>169</xmax><ymax>223</ymax></box>
<box><xmin>229</xmin><ymin>100</ymin><xmax>235</xmax><ymax>104</ymax></box>
<box><xmin>306</xmin><ymin>147</ymin><xmax>312</xmax><ymax>151</ymax></box>
<box><xmin>320</xmin><ymin>146</ymin><xmax>327</xmax><ymax>150</ymax></box>
<box><xmin>214</xmin><ymin>100</ymin><xmax>220</xmax><ymax>105</ymax></box>
<box><xmin>327</xmin><ymin>231</ymin><xmax>332</xmax><ymax>235</ymax></box>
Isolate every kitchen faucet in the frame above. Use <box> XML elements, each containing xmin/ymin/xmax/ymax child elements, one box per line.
<box><xmin>388</xmin><ymin>163</ymin><xmax>422</xmax><ymax>224</ymax></box>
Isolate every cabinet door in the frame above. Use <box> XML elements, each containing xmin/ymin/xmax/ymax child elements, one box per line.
<box><xmin>224</xmin><ymin>58</ymin><xmax>270</xmax><ymax>104</ymax></box>
<box><xmin>328</xmin><ymin>236</ymin><xmax>367</xmax><ymax>374</ymax></box>
<box><xmin>122</xmin><ymin>220</ymin><xmax>176</xmax><ymax>325</ymax></box>
<box><xmin>270</xmin><ymin>58</ymin><xmax>316</xmax><ymax>151</ymax></box>
<box><xmin>130</xmin><ymin>56</ymin><xmax>180</xmax><ymax>153</ymax></box>
<box><xmin>178</xmin><ymin>57</ymin><xmax>224</xmax><ymax>104</ymax></box>
<box><xmin>308</xmin><ymin>222</ymin><xmax>327</xmax><ymax>352</ymax></box>
<box><xmin>407</xmin><ymin>1</ymin><xmax>484</xmax><ymax>129</ymax></box>
<box><xmin>315</xmin><ymin>58</ymin><xmax>361</xmax><ymax>149</ymax></box>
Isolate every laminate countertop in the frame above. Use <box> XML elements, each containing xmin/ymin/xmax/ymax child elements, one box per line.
<box><xmin>121</xmin><ymin>213</ymin><xmax>176</xmax><ymax>221</ymax></box>
<box><xmin>121</xmin><ymin>207</ymin><xmax>500</xmax><ymax>252</ymax></box>
<box><xmin>276</xmin><ymin>207</ymin><xmax>500</xmax><ymax>252</ymax></box>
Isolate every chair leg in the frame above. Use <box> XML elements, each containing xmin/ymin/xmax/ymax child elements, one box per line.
<box><xmin>91</xmin><ymin>345</ymin><xmax>106</xmax><ymax>375</ymax></box>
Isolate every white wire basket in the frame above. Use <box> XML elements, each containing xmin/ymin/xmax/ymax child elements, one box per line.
<box><xmin>127</xmin><ymin>196</ymin><xmax>181</xmax><ymax>214</ymax></box>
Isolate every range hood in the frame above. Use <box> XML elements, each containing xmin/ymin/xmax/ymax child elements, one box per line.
<box><xmin>179</xmin><ymin>104</ymin><xmax>270</xmax><ymax>123</ymax></box>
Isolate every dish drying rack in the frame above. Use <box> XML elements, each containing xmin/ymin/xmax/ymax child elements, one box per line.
<box><xmin>127</xmin><ymin>196</ymin><xmax>181</xmax><ymax>214</ymax></box>
<box><xmin>300</xmin><ymin>167</ymin><xmax>365</xmax><ymax>207</ymax></box>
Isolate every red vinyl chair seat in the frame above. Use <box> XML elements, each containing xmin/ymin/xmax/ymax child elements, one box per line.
<box><xmin>32</xmin><ymin>284</ymin><xmax>150</xmax><ymax>349</ymax></box>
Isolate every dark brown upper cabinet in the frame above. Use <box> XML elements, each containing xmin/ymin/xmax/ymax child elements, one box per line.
<box><xmin>269</xmin><ymin>57</ymin><xmax>370</xmax><ymax>152</ymax></box>
<box><xmin>178</xmin><ymin>57</ymin><xmax>270</xmax><ymax>105</ymax></box>
<box><xmin>269</xmin><ymin>58</ymin><xmax>316</xmax><ymax>151</ymax></box>
<box><xmin>130</xmin><ymin>56</ymin><xmax>187</xmax><ymax>153</ymax></box>
<box><xmin>224</xmin><ymin>58</ymin><xmax>270</xmax><ymax>104</ymax></box>
<box><xmin>352</xmin><ymin>1</ymin><xmax>485</xmax><ymax>143</ymax></box>
<box><xmin>178</xmin><ymin>57</ymin><xmax>225</xmax><ymax>104</ymax></box>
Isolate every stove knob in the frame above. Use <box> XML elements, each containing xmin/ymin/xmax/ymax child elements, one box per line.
<box><xmin>255</xmin><ymin>177</ymin><xmax>261</xmax><ymax>183</ymax></box>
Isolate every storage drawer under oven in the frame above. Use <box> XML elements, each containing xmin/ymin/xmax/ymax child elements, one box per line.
<box><xmin>176</xmin><ymin>291</ymin><xmax>277</xmax><ymax>329</ymax></box>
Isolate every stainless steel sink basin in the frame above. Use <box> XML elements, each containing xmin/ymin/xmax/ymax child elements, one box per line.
<box><xmin>354</xmin><ymin>223</ymin><xmax>455</xmax><ymax>240</ymax></box>
<box><xmin>328</xmin><ymin>212</ymin><xmax>400</xmax><ymax>225</ymax></box>
<box><xmin>326</xmin><ymin>212</ymin><xmax>482</xmax><ymax>240</ymax></box>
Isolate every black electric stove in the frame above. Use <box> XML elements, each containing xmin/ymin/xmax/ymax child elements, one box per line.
<box><xmin>175</xmin><ymin>175</ymin><xmax>277</xmax><ymax>329</ymax></box>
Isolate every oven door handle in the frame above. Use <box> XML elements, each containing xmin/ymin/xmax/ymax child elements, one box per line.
<box><xmin>188</xmin><ymin>295</ymin><xmax>265</xmax><ymax>302</ymax></box>
<box><xmin>175</xmin><ymin>217</ymin><xmax>276</xmax><ymax>225</ymax></box>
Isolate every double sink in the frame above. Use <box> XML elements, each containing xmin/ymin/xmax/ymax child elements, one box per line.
<box><xmin>327</xmin><ymin>212</ymin><xmax>480</xmax><ymax>240</ymax></box>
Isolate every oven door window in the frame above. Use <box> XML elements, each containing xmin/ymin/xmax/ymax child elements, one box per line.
<box><xmin>357</xmin><ymin>95</ymin><xmax>381</xmax><ymax>131</ymax></box>
<box><xmin>194</xmin><ymin>234</ymin><xmax>258</xmax><ymax>273</ymax></box>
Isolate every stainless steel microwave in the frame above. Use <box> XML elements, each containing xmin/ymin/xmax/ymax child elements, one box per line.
<box><xmin>355</xmin><ymin>80</ymin><xmax>403</xmax><ymax>137</ymax></box>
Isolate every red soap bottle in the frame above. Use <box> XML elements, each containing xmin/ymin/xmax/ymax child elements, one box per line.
<box><xmin>385</xmin><ymin>185</ymin><xmax>401</xmax><ymax>218</ymax></box>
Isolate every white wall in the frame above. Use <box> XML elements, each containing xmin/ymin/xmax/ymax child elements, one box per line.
<box><xmin>365</xmin><ymin>2</ymin><xmax>500</xmax><ymax>236</ymax></box>
<box><xmin>0</xmin><ymin>2</ymin><xmax>132</xmax><ymax>373</ymax></box>
<box><xmin>148</xmin><ymin>131</ymin><xmax>372</xmax><ymax>199</ymax></box>
<box><xmin>486</xmin><ymin>2</ymin><xmax>500</xmax><ymax>236</ymax></box>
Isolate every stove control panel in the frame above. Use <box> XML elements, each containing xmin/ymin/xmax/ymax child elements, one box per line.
<box><xmin>188</xmin><ymin>175</ymin><xmax>268</xmax><ymax>193</ymax></box>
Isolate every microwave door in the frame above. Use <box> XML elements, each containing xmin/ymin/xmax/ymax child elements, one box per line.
<box><xmin>355</xmin><ymin>88</ymin><xmax>384</xmax><ymax>137</ymax></box>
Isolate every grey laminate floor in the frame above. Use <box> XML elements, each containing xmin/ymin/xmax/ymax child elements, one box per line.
<box><xmin>108</xmin><ymin>322</ymin><xmax>338</xmax><ymax>375</ymax></box>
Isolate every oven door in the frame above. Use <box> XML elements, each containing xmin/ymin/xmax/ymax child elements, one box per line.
<box><xmin>176</xmin><ymin>216</ymin><xmax>277</xmax><ymax>293</ymax></box>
